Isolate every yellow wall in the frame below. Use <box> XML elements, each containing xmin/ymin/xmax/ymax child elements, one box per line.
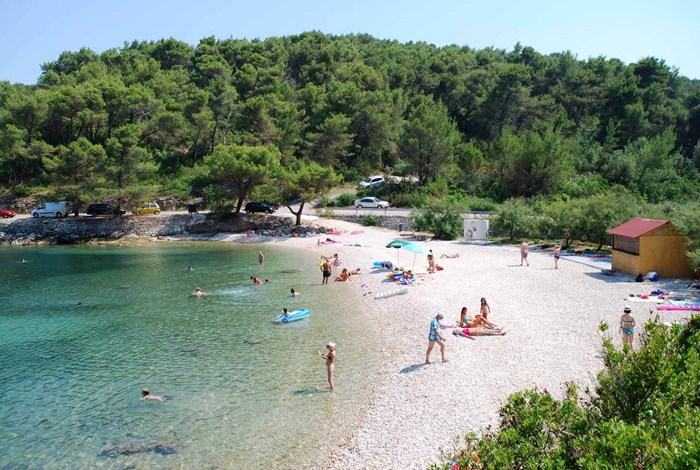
<box><xmin>639</xmin><ymin>234</ymin><xmax>693</xmax><ymax>278</ymax></box>
<box><xmin>612</xmin><ymin>250</ymin><xmax>640</xmax><ymax>276</ymax></box>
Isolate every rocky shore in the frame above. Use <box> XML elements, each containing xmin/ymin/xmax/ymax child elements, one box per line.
<box><xmin>0</xmin><ymin>213</ymin><xmax>331</xmax><ymax>245</ymax></box>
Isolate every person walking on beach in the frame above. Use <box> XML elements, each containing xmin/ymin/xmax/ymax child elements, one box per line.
<box><xmin>620</xmin><ymin>305</ymin><xmax>636</xmax><ymax>349</ymax></box>
<box><xmin>520</xmin><ymin>241</ymin><xmax>529</xmax><ymax>266</ymax></box>
<box><xmin>319</xmin><ymin>342</ymin><xmax>336</xmax><ymax>392</ymax></box>
<box><xmin>425</xmin><ymin>312</ymin><xmax>448</xmax><ymax>364</ymax></box>
<box><xmin>321</xmin><ymin>259</ymin><xmax>332</xmax><ymax>285</ymax></box>
<box><xmin>553</xmin><ymin>244</ymin><xmax>561</xmax><ymax>269</ymax></box>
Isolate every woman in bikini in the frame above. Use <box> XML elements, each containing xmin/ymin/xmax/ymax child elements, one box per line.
<box><xmin>553</xmin><ymin>244</ymin><xmax>561</xmax><ymax>269</ymax></box>
<box><xmin>478</xmin><ymin>298</ymin><xmax>491</xmax><ymax>320</ymax></box>
<box><xmin>319</xmin><ymin>342</ymin><xmax>336</xmax><ymax>392</ymax></box>
<box><xmin>620</xmin><ymin>305</ymin><xmax>636</xmax><ymax>348</ymax></box>
<box><xmin>458</xmin><ymin>307</ymin><xmax>497</xmax><ymax>329</ymax></box>
<box><xmin>453</xmin><ymin>326</ymin><xmax>506</xmax><ymax>339</ymax></box>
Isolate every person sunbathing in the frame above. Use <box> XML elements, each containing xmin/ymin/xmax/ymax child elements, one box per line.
<box><xmin>453</xmin><ymin>326</ymin><xmax>506</xmax><ymax>339</ymax></box>
<box><xmin>334</xmin><ymin>268</ymin><xmax>350</xmax><ymax>282</ymax></box>
<box><xmin>348</xmin><ymin>267</ymin><xmax>361</xmax><ymax>276</ymax></box>
<box><xmin>458</xmin><ymin>307</ymin><xmax>497</xmax><ymax>329</ymax></box>
<box><xmin>440</xmin><ymin>253</ymin><xmax>460</xmax><ymax>259</ymax></box>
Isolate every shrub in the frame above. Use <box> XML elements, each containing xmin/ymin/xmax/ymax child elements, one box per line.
<box><xmin>412</xmin><ymin>196</ymin><xmax>465</xmax><ymax>240</ymax></box>
<box><xmin>362</xmin><ymin>215</ymin><xmax>378</xmax><ymax>226</ymax></box>
<box><xmin>490</xmin><ymin>198</ymin><xmax>534</xmax><ymax>240</ymax></box>
<box><xmin>327</xmin><ymin>193</ymin><xmax>357</xmax><ymax>207</ymax></box>
<box><xmin>12</xmin><ymin>184</ymin><xmax>32</xmax><ymax>198</ymax></box>
<box><xmin>203</xmin><ymin>185</ymin><xmax>234</xmax><ymax>214</ymax></box>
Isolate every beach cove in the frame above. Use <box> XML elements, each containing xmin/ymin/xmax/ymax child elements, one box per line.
<box><xmin>1</xmin><ymin>216</ymin><xmax>691</xmax><ymax>469</ymax></box>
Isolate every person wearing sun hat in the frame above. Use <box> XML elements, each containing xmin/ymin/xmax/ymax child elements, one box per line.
<box><xmin>620</xmin><ymin>305</ymin><xmax>636</xmax><ymax>349</ymax></box>
<box><xmin>426</xmin><ymin>312</ymin><xmax>450</xmax><ymax>364</ymax></box>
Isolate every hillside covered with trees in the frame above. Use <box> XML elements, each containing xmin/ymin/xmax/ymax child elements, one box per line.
<box><xmin>1</xmin><ymin>32</ymin><xmax>699</xmax><ymax>239</ymax></box>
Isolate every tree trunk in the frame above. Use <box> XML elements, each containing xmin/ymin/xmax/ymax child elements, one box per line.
<box><xmin>286</xmin><ymin>200</ymin><xmax>305</xmax><ymax>226</ymax></box>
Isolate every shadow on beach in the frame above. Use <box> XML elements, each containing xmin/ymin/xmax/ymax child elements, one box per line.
<box><xmin>399</xmin><ymin>363</ymin><xmax>428</xmax><ymax>374</ymax></box>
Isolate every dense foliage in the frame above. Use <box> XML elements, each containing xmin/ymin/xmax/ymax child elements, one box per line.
<box><xmin>1</xmin><ymin>33</ymin><xmax>699</xmax><ymax>211</ymax></box>
<box><xmin>432</xmin><ymin>317</ymin><xmax>700</xmax><ymax>470</ymax></box>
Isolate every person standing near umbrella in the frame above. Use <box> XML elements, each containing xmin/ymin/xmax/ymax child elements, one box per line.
<box><xmin>427</xmin><ymin>249</ymin><xmax>436</xmax><ymax>273</ymax></box>
<box><xmin>425</xmin><ymin>312</ymin><xmax>449</xmax><ymax>364</ymax></box>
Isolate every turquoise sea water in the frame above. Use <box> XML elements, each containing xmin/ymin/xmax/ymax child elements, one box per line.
<box><xmin>0</xmin><ymin>243</ymin><xmax>381</xmax><ymax>469</ymax></box>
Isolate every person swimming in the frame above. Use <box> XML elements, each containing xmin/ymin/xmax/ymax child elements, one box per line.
<box><xmin>142</xmin><ymin>388</ymin><xmax>165</xmax><ymax>402</ymax></box>
<box><xmin>290</xmin><ymin>288</ymin><xmax>300</xmax><ymax>297</ymax></box>
<box><xmin>251</xmin><ymin>276</ymin><xmax>262</xmax><ymax>285</ymax></box>
<box><xmin>193</xmin><ymin>287</ymin><xmax>207</xmax><ymax>297</ymax></box>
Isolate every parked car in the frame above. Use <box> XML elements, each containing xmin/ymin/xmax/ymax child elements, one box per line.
<box><xmin>132</xmin><ymin>202</ymin><xmax>161</xmax><ymax>215</ymax></box>
<box><xmin>354</xmin><ymin>197</ymin><xmax>390</xmax><ymax>209</ymax></box>
<box><xmin>86</xmin><ymin>204</ymin><xmax>126</xmax><ymax>216</ymax></box>
<box><xmin>244</xmin><ymin>201</ymin><xmax>277</xmax><ymax>214</ymax></box>
<box><xmin>31</xmin><ymin>202</ymin><xmax>70</xmax><ymax>218</ymax></box>
<box><xmin>359</xmin><ymin>175</ymin><xmax>385</xmax><ymax>189</ymax></box>
<box><xmin>0</xmin><ymin>208</ymin><xmax>16</xmax><ymax>218</ymax></box>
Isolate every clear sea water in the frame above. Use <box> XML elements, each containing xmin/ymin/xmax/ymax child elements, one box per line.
<box><xmin>0</xmin><ymin>243</ymin><xmax>381</xmax><ymax>469</ymax></box>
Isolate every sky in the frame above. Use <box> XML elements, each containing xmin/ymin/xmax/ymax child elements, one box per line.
<box><xmin>1</xmin><ymin>0</ymin><xmax>698</xmax><ymax>84</ymax></box>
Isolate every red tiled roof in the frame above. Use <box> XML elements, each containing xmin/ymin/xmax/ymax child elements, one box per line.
<box><xmin>608</xmin><ymin>217</ymin><xmax>669</xmax><ymax>238</ymax></box>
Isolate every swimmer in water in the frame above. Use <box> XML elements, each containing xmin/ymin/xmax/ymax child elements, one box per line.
<box><xmin>193</xmin><ymin>287</ymin><xmax>207</xmax><ymax>297</ymax></box>
<box><xmin>142</xmin><ymin>388</ymin><xmax>165</xmax><ymax>402</ymax></box>
<box><xmin>251</xmin><ymin>276</ymin><xmax>262</xmax><ymax>285</ymax></box>
<box><xmin>290</xmin><ymin>288</ymin><xmax>300</xmax><ymax>297</ymax></box>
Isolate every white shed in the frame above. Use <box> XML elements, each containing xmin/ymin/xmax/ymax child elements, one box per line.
<box><xmin>463</xmin><ymin>218</ymin><xmax>489</xmax><ymax>241</ymax></box>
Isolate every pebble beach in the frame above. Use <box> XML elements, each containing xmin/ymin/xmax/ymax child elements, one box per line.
<box><xmin>236</xmin><ymin>216</ymin><xmax>691</xmax><ymax>470</ymax></box>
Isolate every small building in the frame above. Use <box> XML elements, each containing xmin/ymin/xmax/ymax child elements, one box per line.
<box><xmin>463</xmin><ymin>218</ymin><xmax>489</xmax><ymax>241</ymax></box>
<box><xmin>608</xmin><ymin>217</ymin><xmax>693</xmax><ymax>278</ymax></box>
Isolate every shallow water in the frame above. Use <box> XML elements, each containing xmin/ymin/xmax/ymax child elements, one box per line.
<box><xmin>0</xmin><ymin>243</ymin><xmax>380</xmax><ymax>469</ymax></box>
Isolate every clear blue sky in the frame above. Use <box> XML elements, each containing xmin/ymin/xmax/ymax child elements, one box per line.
<box><xmin>1</xmin><ymin>0</ymin><xmax>698</xmax><ymax>84</ymax></box>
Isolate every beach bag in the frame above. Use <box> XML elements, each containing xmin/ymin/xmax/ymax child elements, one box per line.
<box><xmin>645</xmin><ymin>272</ymin><xmax>659</xmax><ymax>282</ymax></box>
<box><xmin>635</xmin><ymin>274</ymin><xmax>644</xmax><ymax>282</ymax></box>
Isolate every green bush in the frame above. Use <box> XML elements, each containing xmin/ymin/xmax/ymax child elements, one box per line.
<box><xmin>203</xmin><ymin>185</ymin><xmax>234</xmax><ymax>215</ymax></box>
<box><xmin>490</xmin><ymin>198</ymin><xmax>535</xmax><ymax>240</ymax></box>
<box><xmin>327</xmin><ymin>193</ymin><xmax>357</xmax><ymax>207</ymax></box>
<box><xmin>432</xmin><ymin>317</ymin><xmax>700</xmax><ymax>470</ymax></box>
<box><xmin>412</xmin><ymin>195</ymin><xmax>465</xmax><ymax>240</ymax></box>
<box><xmin>12</xmin><ymin>184</ymin><xmax>32</xmax><ymax>198</ymax></box>
<box><xmin>362</xmin><ymin>215</ymin><xmax>379</xmax><ymax>226</ymax></box>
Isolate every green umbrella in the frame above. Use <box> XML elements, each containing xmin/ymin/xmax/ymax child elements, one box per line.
<box><xmin>386</xmin><ymin>239</ymin><xmax>411</xmax><ymax>267</ymax></box>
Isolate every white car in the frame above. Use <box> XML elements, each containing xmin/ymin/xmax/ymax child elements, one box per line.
<box><xmin>31</xmin><ymin>201</ymin><xmax>70</xmax><ymax>218</ymax></box>
<box><xmin>354</xmin><ymin>197</ymin><xmax>390</xmax><ymax>209</ymax></box>
<box><xmin>359</xmin><ymin>175</ymin><xmax>385</xmax><ymax>189</ymax></box>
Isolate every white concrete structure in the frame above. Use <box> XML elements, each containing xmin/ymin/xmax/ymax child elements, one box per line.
<box><xmin>463</xmin><ymin>218</ymin><xmax>489</xmax><ymax>241</ymax></box>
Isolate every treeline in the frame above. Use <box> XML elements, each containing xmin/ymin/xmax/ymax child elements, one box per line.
<box><xmin>1</xmin><ymin>32</ymin><xmax>700</xmax><ymax>209</ymax></box>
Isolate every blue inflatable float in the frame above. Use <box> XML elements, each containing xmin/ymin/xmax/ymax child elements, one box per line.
<box><xmin>274</xmin><ymin>308</ymin><xmax>310</xmax><ymax>324</ymax></box>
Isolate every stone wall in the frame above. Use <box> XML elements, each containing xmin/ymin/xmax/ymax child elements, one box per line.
<box><xmin>319</xmin><ymin>215</ymin><xmax>412</xmax><ymax>232</ymax></box>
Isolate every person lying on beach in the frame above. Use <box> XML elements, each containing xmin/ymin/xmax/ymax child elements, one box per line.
<box><xmin>290</xmin><ymin>288</ymin><xmax>300</xmax><ymax>297</ymax></box>
<box><xmin>440</xmin><ymin>253</ymin><xmax>460</xmax><ymax>259</ymax></box>
<box><xmin>348</xmin><ymin>267</ymin><xmax>361</xmax><ymax>276</ymax></box>
<box><xmin>193</xmin><ymin>287</ymin><xmax>208</xmax><ymax>297</ymax></box>
<box><xmin>251</xmin><ymin>276</ymin><xmax>262</xmax><ymax>285</ymax></box>
<box><xmin>458</xmin><ymin>307</ymin><xmax>497</xmax><ymax>329</ymax></box>
<box><xmin>142</xmin><ymin>388</ymin><xmax>165</xmax><ymax>402</ymax></box>
<box><xmin>453</xmin><ymin>327</ymin><xmax>506</xmax><ymax>339</ymax></box>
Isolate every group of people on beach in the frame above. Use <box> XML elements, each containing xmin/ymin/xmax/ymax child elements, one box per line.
<box><xmin>520</xmin><ymin>241</ymin><xmax>562</xmax><ymax>269</ymax></box>
<box><xmin>426</xmin><ymin>298</ymin><xmax>506</xmax><ymax>363</ymax></box>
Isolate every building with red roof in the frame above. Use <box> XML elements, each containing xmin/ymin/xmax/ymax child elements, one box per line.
<box><xmin>607</xmin><ymin>217</ymin><xmax>693</xmax><ymax>278</ymax></box>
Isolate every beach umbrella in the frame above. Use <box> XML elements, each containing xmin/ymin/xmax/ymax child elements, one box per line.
<box><xmin>386</xmin><ymin>239</ymin><xmax>411</xmax><ymax>267</ymax></box>
<box><xmin>402</xmin><ymin>242</ymin><xmax>428</xmax><ymax>270</ymax></box>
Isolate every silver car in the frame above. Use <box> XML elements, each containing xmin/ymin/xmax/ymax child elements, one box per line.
<box><xmin>354</xmin><ymin>197</ymin><xmax>390</xmax><ymax>209</ymax></box>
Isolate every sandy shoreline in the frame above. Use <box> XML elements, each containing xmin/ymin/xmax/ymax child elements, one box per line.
<box><xmin>159</xmin><ymin>217</ymin><xmax>692</xmax><ymax>469</ymax></box>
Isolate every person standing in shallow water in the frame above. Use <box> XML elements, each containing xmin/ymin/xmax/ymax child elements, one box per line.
<box><xmin>258</xmin><ymin>251</ymin><xmax>264</xmax><ymax>269</ymax></box>
<box><xmin>319</xmin><ymin>342</ymin><xmax>336</xmax><ymax>392</ymax></box>
<box><xmin>320</xmin><ymin>259</ymin><xmax>332</xmax><ymax>285</ymax></box>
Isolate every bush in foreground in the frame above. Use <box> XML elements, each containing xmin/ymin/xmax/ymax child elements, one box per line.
<box><xmin>432</xmin><ymin>317</ymin><xmax>700</xmax><ymax>470</ymax></box>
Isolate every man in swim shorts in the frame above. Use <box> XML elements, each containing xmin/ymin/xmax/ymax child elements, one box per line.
<box><xmin>521</xmin><ymin>241</ymin><xmax>529</xmax><ymax>266</ymax></box>
<box><xmin>321</xmin><ymin>259</ymin><xmax>332</xmax><ymax>285</ymax></box>
<box><xmin>425</xmin><ymin>312</ymin><xmax>448</xmax><ymax>363</ymax></box>
<box><xmin>620</xmin><ymin>305</ymin><xmax>635</xmax><ymax>349</ymax></box>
